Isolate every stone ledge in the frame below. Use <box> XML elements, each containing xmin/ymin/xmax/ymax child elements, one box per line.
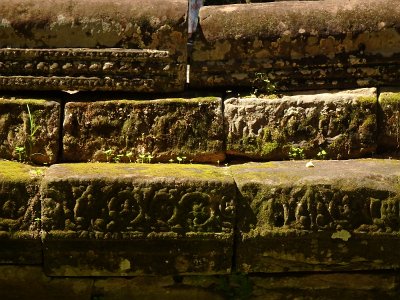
<box><xmin>0</xmin><ymin>98</ymin><xmax>60</xmax><ymax>164</ymax></box>
<box><xmin>0</xmin><ymin>48</ymin><xmax>184</xmax><ymax>93</ymax></box>
<box><xmin>225</xmin><ymin>88</ymin><xmax>377</xmax><ymax>160</ymax></box>
<box><xmin>62</xmin><ymin>97</ymin><xmax>225</xmax><ymax>163</ymax></box>
<box><xmin>0</xmin><ymin>0</ymin><xmax>187</xmax><ymax>55</ymax></box>
<box><xmin>0</xmin><ymin>160</ymin><xmax>43</xmax><ymax>264</ymax></box>
<box><xmin>231</xmin><ymin>159</ymin><xmax>400</xmax><ymax>272</ymax></box>
<box><xmin>2</xmin><ymin>87</ymin><xmax>400</xmax><ymax>164</ymax></box>
<box><xmin>0</xmin><ymin>265</ymin><xmax>398</xmax><ymax>300</ymax></box>
<box><xmin>191</xmin><ymin>0</ymin><xmax>400</xmax><ymax>90</ymax></box>
<box><xmin>40</xmin><ymin>163</ymin><xmax>235</xmax><ymax>276</ymax></box>
<box><xmin>378</xmin><ymin>88</ymin><xmax>400</xmax><ymax>151</ymax></box>
<box><xmin>0</xmin><ymin>0</ymin><xmax>188</xmax><ymax>92</ymax></box>
<box><xmin>2</xmin><ymin>159</ymin><xmax>400</xmax><ymax>276</ymax></box>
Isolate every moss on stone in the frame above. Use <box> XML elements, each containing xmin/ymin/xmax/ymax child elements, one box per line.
<box><xmin>0</xmin><ymin>160</ymin><xmax>45</xmax><ymax>182</ymax></box>
<box><xmin>260</xmin><ymin>142</ymin><xmax>279</xmax><ymax>156</ymax></box>
<box><xmin>64</xmin><ymin>97</ymin><xmax>223</xmax><ymax>163</ymax></box>
<box><xmin>357</xmin><ymin>95</ymin><xmax>377</xmax><ymax>105</ymax></box>
<box><xmin>379</xmin><ymin>92</ymin><xmax>400</xmax><ymax>105</ymax></box>
<box><xmin>360</xmin><ymin>115</ymin><xmax>376</xmax><ymax>129</ymax></box>
<box><xmin>107</xmin><ymin>97</ymin><xmax>220</xmax><ymax>106</ymax></box>
<box><xmin>229</xmin><ymin>128</ymin><xmax>285</xmax><ymax>158</ymax></box>
<box><xmin>46</xmin><ymin>163</ymin><xmax>233</xmax><ymax>182</ymax></box>
<box><xmin>0</xmin><ymin>98</ymin><xmax>48</xmax><ymax>105</ymax></box>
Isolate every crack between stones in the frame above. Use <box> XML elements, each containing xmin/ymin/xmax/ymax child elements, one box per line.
<box><xmin>57</xmin><ymin>95</ymin><xmax>66</xmax><ymax>163</ymax></box>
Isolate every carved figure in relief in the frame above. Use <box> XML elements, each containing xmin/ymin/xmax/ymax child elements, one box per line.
<box><xmin>166</xmin><ymin>190</ymin><xmax>231</xmax><ymax>233</ymax></box>
<box><xmin>262</xmin><ymin>197</ymin><xmax>284</xmax><ymax>228</ymax></box>
<box><xmin>381</xmin><ymin>197</ymin><xmax>400</xmax><ymax>231</ymax></box>
<box><xmin>2</xmin><ymin>199</ymin><xmax>17</xmax><ymax>219</ymax></box>
<box><xmin>295</xmin><ymin>187</ymin><xmax>318</xmax><ymax>229</ymax></box>
<box><xmin>315</xmin><ymin>195</ymin><xmax>332</xmax><ymax>229</ymax></box>
<box><xmin>148</xmin><ymin>188</ymin><xmax>176</xmax><ymax>232</ymax></box>
<box><xmin>0</xmin><ymin>197</ymin><xmax>20</xmax><ymax>231</ymax></box>
<box><xmin>255</xmin><ymin>185</ymin><xmax>400</xmax><ymax>233</ymax></box>
<box><xmin>73</xmin><ymin>185</ymin><xmax>95</xmax><ymax>230</ymax></box>
<box><xmin>176</xmin><ymin>192</ymin><xmax>214</xmax><ymax>231</ymax></box>
<box><xmin>43</xmin><ymin>181</ymin><xmax>233</xmax><ymax>236</ymax></box>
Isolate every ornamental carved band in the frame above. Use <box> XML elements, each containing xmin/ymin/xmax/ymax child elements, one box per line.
<box><xmin>42</xmin><ymin>182</ymin><xmax>235</xmax><ymax>238</ymax></box>
<box><xmin>0</xmin><ymin>48</ymin><xmax>185</xmax><ymax>92</ymax></box>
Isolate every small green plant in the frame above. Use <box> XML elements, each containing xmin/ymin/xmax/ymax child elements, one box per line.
<box><xmin>289</xmin><ymin>146</ymin><xmax>305</xmax><ymax>160</ymax></box>
<box><xmin>27</xmin><ymin>105</ymin><xmax>41</xmax><ymax>139</ymax></box>
<box><xmin>22</xmin><ymin>104</ymin><xmax>42</xmax><ymax>162</ymax></box>
<box><xmin>138</xmin><ymin>153</ymin><xmax>146</xmax><ymax>164</ymax></box>
<box><xmin>126</xmin><ymin>151</ymin><xmax>133</xmax><ymax>163</ymax></box>
<box><xmin>135</xmin><ymin>153</ymin><xmax>155</xmax><ymax>164</ymax></box>
<box><xmin>317</xmin><ymin>149</ymin><xmax>327</xmax><ymax>160</ymax></box>
<box><xmin>252</xmin><ymin>72</ymin><xmax>277</xmax><ymax>97</ymax></box>
<box><xmin>145</xmin><ymin>153</ymin><xmax>154</xmax><ymax>163</ymax></box>
<box><xmin>15</xmin><ymin>146</ymin><xmax>26</xmax><ymax>162</ymax></box>
<box><xmin>113</xmin><ymin>154</ymin><xmax>124</xmax><ymax>163</ymax></box>
<box><xmin>104</xmin><ymin>149</ymin><xmax>114</xmax><ymax>162</ymax></box>
<box><xmin>176</xmin><ymin>156</ymin><xmax>187</xmax><ymax>164</ymax></box>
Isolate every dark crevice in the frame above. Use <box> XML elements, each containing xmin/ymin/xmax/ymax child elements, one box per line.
<box><xmin>57</xmin><ymin>95</ymin><xmax>66</xmax><ymax>163</ymax></box>
<box><xmin>376</xmin><ymin>85</ymin><xmax>383</xmax><ymax>154</ymax></box>
<box><xmin>221</xmin><ymin>89</ymin><xmax>228</xmax><ymax>156</ymax></box>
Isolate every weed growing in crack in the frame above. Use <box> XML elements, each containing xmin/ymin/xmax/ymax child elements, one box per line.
<box><xmin>15</xmin><ymin>146</ymin><xmax>26</xmax><ymax>162</ymax></box>
<box><xmin>289</xmin><ymin>146</ymin><xmax>305</xmax><ymax>160</ymax></box>
<box><xmin>14</xmin><ymin>105</ymin><xmax>43</xmax><ymax>163</ymax></box>
<box><xmin>317</xmin><ymin>149</ymin><xmax>327</xmax><ymax>160</ymax></box>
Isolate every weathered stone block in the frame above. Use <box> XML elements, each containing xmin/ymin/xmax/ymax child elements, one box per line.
<box><xmin>0</xmin><ymin>0</ymin><xmax>187</xmax><ymax>92</ymax></box>
<box><xmin>250</xmin><ymin>272</ymin><xmax>400</xmax><ymax>299</ymax></box>
<box><xmin>225</xmin><ymin>88</ymin><xmax>377</xmax><ymax>160</ymax></box>
<box><xmin>0</xmin><ymin>161</ymin><xmax>44</xmax><ymax>264</ymax></box>
<box><xmin>0</xmin><ymin>97</ymin><xmax>60</xmax><ymax>164</ymax></box>
<box><xmin>231</xmin><ymin>159</ymin><xmax>400</xmax><ymax>272</ymax></box>
<box><xmin>191</xmin><ymin>0</ymin><xmax>400</xmax><ymax>90</ymax></box>
<box><xmin>0</xmin><ymin>48</ymin><xmax>184</xmax><ymax>93</ymax></box>
<box><xmin>0</xmin><ymin>266</ymin><xmax>398</xmax><ymax>299</ymax></box>
<box><xmin>41</xmin><ymin>163</ymin><xmax>235</xmax><ymax>276</ymax></box>
<box><xmin>63</xmin><ymin>97</ymin><xmax>225</xmax><ymax>163</ymax></box>
<box><xmin>378</xmin><ymin>88</ymin><xmax>400</xmax><ymax>151</ymax></box>
<box><xmin>93</xmin><ymin>276</ymin><xmax>226</xmax><ymax>300</ymax></box>
<box><xmin>0</xmin><ymin>266</ymin><xmax>93</xmax><ymax>300</ymax></box>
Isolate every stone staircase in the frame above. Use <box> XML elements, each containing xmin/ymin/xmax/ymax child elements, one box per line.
<box><xmin>1</xmin><ymin>0</ymin><xmax>400</xmax><ymax>299</ymax></box>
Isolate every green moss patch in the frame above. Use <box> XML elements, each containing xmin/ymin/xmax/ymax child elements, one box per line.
<box><xmin>45</xmin><ymin>163</ymin><xmax>233</xmax><ymax>183</ymax></box>
<box><xmin>379</xmin><ymin>92</ymin><xmax>400</xmax><ymax>105</ymax></box>
<box><xmin>0</xmin><ymin>160</ymin><xmax>45</xmax><ymax>182</ymax></box>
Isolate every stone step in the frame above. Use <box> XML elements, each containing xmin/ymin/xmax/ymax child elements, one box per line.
<box><xmin>1</xmin><ymin>265</ymin><xmax>398</xmax><ymax>300</ymax></box>
<box><xmin>2</xmin><ymin>158</ymin><xmax>400</xmax><ymax>276</ymax></box>
<box><xmin>0</xmin><ymin>0</ymin><xmax>187</xmax><ymax>93</ymax></box>
<box><xmin>0</xmin><ymin>48</ymin><xmax>183</xmax><ymax>93</ymax></box>
<box><xmin>1</xmin><ymin>0</ymin><xmax>399</xmax><ymax>93</ymax></box>
<box><xmin>190</xmin><ymin>0</ymin><xmax>400</xmax><ymax>91</ymax></box>
<box><xmin>62</xmin><ymin>96</ymin><xmax>225</xmax><ymax>163</ymax></box>
<box><xmin>231</xmin><ymin>159</ymin><xmax>400</xmax><ymax>273</ymax></box>
<box><xmin>1</xmin><ymin>88</ymin><xmax>400</xmax><ymax>164</ymax></box>
<box><xmin>226</xmin><ymin>88</ymin><xmax>378</xmax><ymax>160</ymax></box>
<box><xmin>40</xmin><ymin>163</ymin><xmax>235</xmax><ymax>276</ymax></box>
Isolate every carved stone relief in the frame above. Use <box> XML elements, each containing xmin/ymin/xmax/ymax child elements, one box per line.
<box><xmin>245</xmin><ymin>185</ymin><xmax>400</xmax><ymax>233</ymax></box>
<box><xmin>0</xmin><ymin>48</ymin><xmax>184</xmax><ymax>92</ymax></box>
<box><xmin>41</xmin><ymin>180</ymin><xmax>235</xmax><ymax>238</ymax></box>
